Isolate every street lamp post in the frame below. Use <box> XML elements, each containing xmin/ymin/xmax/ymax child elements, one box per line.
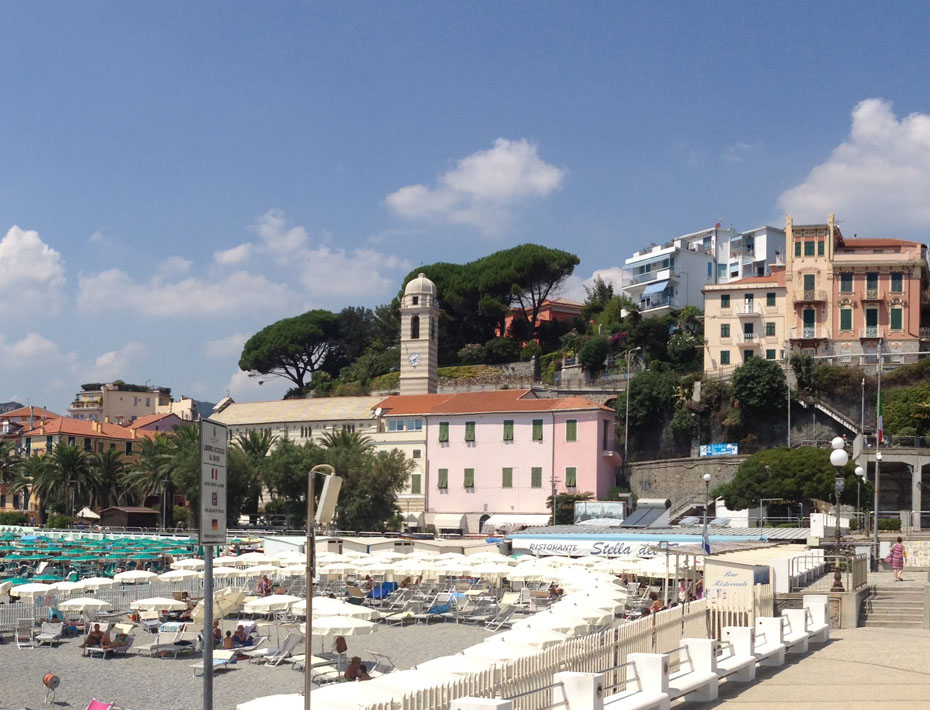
<box><xmin>305</xmin><ymin>463</ymin><xmax>335</xmax><ymax>710</ymax></box>
<box><xmin>854</xmin><ymin>466</ymin><xmax>865</xmax><ymax>523</ymax></box>
<box><xmin>830</xmin><ymin>437</ymin><xmax>849</xmax><ymax>591</ymax></box>
<box><xmin>623</xmin><ymin>347</ymin><xmax>642</xmax><ymax>483</ymax></box>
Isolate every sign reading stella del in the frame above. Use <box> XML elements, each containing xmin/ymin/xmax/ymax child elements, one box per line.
<box><xmin>198</xmin><ymin>418</ymin><xmax>228</xmax><ymax>545</ymax></box>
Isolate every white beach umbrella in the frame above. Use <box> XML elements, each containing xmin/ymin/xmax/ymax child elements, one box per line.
<box><xmin>237</xmin><ymin>694</ymin><xmax>303</xmax><ymax>710</ymax></box>
<box><xmin>557</xmin><ymin>594</ymin><xmax>625</xmax><ymax>614</ymax></box>
<box><xmin>277</xmin><ymin>564</ymin><xmax>307</xmax><ymax>577</ymax></box>
<box><xmin>318</xmin><ymin>562</ymin><xmax>352</xmax><ymax>577</ymax></box>
<box><xmin>463</xmin><ymin>641</ymin><xmax>544</xmax><ymax>661</ymax></box>
<box><xmin>243</xmin><ymin>594</ymin><xmax>300</xmax><ymax>614</ymax></box>
<box><xmin>308</xmin><ymin>682</ymin><xmax>397</xmax><ymax>709</ymax></box>
<box><xmin>415</xmin><ymin>654</ymin><xmax>504</xmax><ymax>674</ymax></box>
<box><xmin>470</xmin><ymin>562</ymin><xmax>513</xmax><ymax>579</ymax></box>
<box><xmin>547</xmin><ymin>603</ymin><xmax>613</xmax><ymax>626</ymax></box>
<box><xmin>486</xmin><ymin>628</ymin><xmax>569</xmax><ymax>648</ymax></box>
<box><xmin>316</xmin><ymin>552</ymin><xmax>349</xmax><ymax>564</ymax></box>
<box><xmin>130</xmin><ymin>596</ymin><xmax>188</xmax><ymax>611</ymax></box>
<box><xmin>210</xmin><ymin>566</ymin><xmax>242</xmax><ymax>579</ymax></box>
<box><xmin>371</xmin><ymin>550</ymin><xmax>406</xmax><ymax>560</ymax></box>
<box><xmin>59</xmin><ymin>597</ymin><xmax>112</xmax><ymax>611</ymax></box>
<box><xmin>170</xmin><ymin>558</ymin><xmax>205</xmax><ymax>570</ymax></box>
<box><xmin>113</xmin><ymin>570</ymin><xmax>157</xmax><ymax>584</ymax></box>
<box><xmin>75</xmin><ymin>576</ymin><xmax>117</xmax><ymax>590</ymax></box>
<box><xmin>157</xmin><ymin>569</ymin><xmax>203</xmax><ymax>582</ymax></box>
<box><xmin>371</xmin><ymin>669</ymin><xmax>461</xmax><ymax>693</ymax></box>
<box><xmin>236</xmin><ymin>552</ymin><xmax>276</xmax><ymax>566</ymax></box>
<box><xmin>292</xmin><ymin>598</ymin><xmax>377</xmax><ymax>620</ymax></box>
<box><xmin>11</xmin><ymin>582</ymin><xmax>52</xmax><ymax>599</ymax></box>
<box><xmin>511</xmin><ymin>612</ymin><xmax>590</xmax><ymax>635</ymax></box>
<box><xmin>242</xmin><ymin>564</ymin><xmax>280</xmax><ymax>577</ymax></box>
<box><xmin>191</xmin><ymin>588</ymin><xmax>246</xmax><ymax>623</ymax></box>
<box><xmin>306</xmin><ymin>615</ymin><xmax>378</xmax><ymax>636</ymax></box>
<box><xmin>47</xmin><ymin>580</ymin><xmax>83</xmax><ymax>593</ymax></box>
<box><xmin>214</xmin><ymin>555</ymin><xmax>241</xmax><ymax>566</ymax></box>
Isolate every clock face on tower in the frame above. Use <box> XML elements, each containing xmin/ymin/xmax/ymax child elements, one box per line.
<box><xmin>408</xmin><ymin>352</ymin><xmax>421</xmax><ymax>367</ymax></box>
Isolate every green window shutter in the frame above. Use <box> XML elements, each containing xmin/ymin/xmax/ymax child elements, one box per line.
<box><xmin>410</xmin><ymin>474</ymin><xmax>421</xmax><ymax>495</ymax></box>
<box><xmin>464</xmin><ymin>468</ymin><xmax>475</xmax><ymax>488</ymax></box>
<box><xmin>891</xmin><ymin>272</ymin><xmax>903</xmax><ymax>292</ymax></box>
<box><xmin>720</xmin><ymin>294</ymin><xmax>730</xmax><ymax>308</ymax></box>
<box><xmin>502</xmin><ymin>467</ymin><xmax>513</xmax><ymax>488</ymax></box>
<box><xmin>503</xmin><ymin>420</ymin><xmax>514</xmax><ymax>441</ymax></box>
<box><xmin>840</xmin><ymin>309</ymin><xmax>852</xmax><ymax>331</ymax></box>
<box><xmin>803</xmin><ymin>274</ymin><xmax>815</xmax><ymax>291</ymax></box>
<box><xmin>532</xmin><ymin>419</ymin><xmax>543</xmax><ymax>441</ymax></box>
<box><xmin>840</xmin><ymin>273</ymin><xmax>852</xmax><ymax>292</ymax></box>
<box><xmin>766</xmin><ymin>349</ymin><xmax>776</xmax><ymax>360</ymax></box>
<box><xmin>817</xmin><ymin>240</ymin><xmax>825</xmax><ymax>256</ymax></box>
<box><xmin>437</xmin><ymin>469</ymin><xmax>448</xmax><ymax>489</ymax></box>
<box><xmin>804</xmin><ymin>241</ymin><xmax>815</xmax><ymax>256</ymax></box>
<box><xmin>891</xmin><ymin>308</ymin><xmax>903</xmax><ymax>331</ymax></box>
<box><xmin>720</xmin><ymin>350</ymin><xmax>730</xmax><ymax>365</ymax></box>
<box><xmin>531</xmin><ymin>467</ymin><xmax>542</xmax><ymax>488</ymax></box>
<box><xmin>438</xmin><ymin>422</ymin><xmax>449</xmax><ymax>443</ymax></box>
<box><xmin>565</xmin><ymin>467</ymin><xmax>577</xmax><ymax>487</ymax></box>
<box><xmin>767</xmin><ymin>292</ymin><xmax>776</xmax><ymax>307</ymax></box>
<box><xmin>720</xmin><ymin>323</ymin><xmax>730</xmax><ymax>337</ymax></box>
<box><xmin>794</xmin><ymin>241</ymin><xmax>801</xmax><ymax>257</ymax></box>
<box><xmin>566</xmin><ymin>420</ymin><xmax>577</xmax><ymax>442</ymax></box>
<box><xmin>464</xmin><ymin>421</ymin><xmax>476</xmax><ymax>442</ymax></box>
<box><xmin>766</xmin><ymin>322</ymin><xmax>775</xmax><ymax>336</ymax></box>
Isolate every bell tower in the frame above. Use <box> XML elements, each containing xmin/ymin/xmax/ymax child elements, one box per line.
<box><xmin>400</xmin><ymin>273</ymin><xmax>439</xmax><ymax>395</ymax></box>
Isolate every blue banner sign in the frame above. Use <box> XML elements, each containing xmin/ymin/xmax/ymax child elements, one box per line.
<box><xmin>699</xmin><ymin>443</ymin><xmax>739</xmax><ymax>457</ymax></box>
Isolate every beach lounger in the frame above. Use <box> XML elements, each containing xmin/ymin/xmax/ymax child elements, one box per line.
<box><xmin>241</xmin><ymin>633</ymin><xmax>299</xmax><ymax>663</ymax></box>
<box><xmin>36</xmin><ymin>622</ymin><xmax>64</xmax><ymax>647</ymax></box>
<box><xmin>16</xmin><ymin>619</ymin><xmax>35</xmax><ymax>649</ymax></box>
<box><xmin>85</xmin><ymin>700</ymin><xmax>115</xmax><ymax>710</ymax></box>
<box><xmin>191</xmin><ymin>650</ymin><xmax>237</xmax><ymax>677</ymax></box>
<box><xmin>263</xmin><ymin>633</ymin><xmax>305</xmax><ymax>666</ymax></box>
<box><xmin>84</xmin><ymin>633</ymin><xmax>135</xmax><ymax>659</ymax></box>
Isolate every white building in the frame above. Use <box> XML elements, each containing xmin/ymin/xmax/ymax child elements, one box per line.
<box><xmin>622</xmin><ymin>225</ymin><xmax>785</xmax><ymax>318</ymax></box>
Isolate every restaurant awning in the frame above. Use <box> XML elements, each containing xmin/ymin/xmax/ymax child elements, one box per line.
<box><xmin>427</xmin><ymin>513</ymin><xmax>466</xmax><ymax>530</ymax></box>
<box><xmin>641</xmin><ymin>280</ymin><xmax>669</xmax><ymax>296</ymax></box>
<box><xmin>482</xmin><ymin>514</ymin><xmax>551</xmax><ymax>533</ymax></box>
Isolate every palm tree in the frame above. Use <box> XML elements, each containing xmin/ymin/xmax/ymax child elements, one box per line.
<box><xmin>121</xmin><ymin>433</ymin><xmax>173</xmax><ymax>526</ymax></box>
<box><xmin>9</xmin><ymin>454</ymin><xmax>51</xmax><ymax>524</ymax></box>
<box><xmin>0</xmin><ymin>440</ymin><xmax>19</xmax><ymax>486</ymax></box>
<box><xmin>47</xmin><ymin>443</ymin><xmax>98</xmax><ymax>516</ymax></box>
<box><xmin>90</xmin><ymin>447</ymin><xmax>127</xmax><ymax>509</ymax></box>
<box><xmin>319</xmin><ymin>430</ymin><xmax>373</xmax><ymax>451</ymax></box>
<box><xmin>162</xmin><ymin>425</ymin><xmax>201</xmax><ymax>528</ymax></box>
<box><xmin>233</xmin><ymin>430</ymin><xmax>277</xmax><ymax>523</ymax></box>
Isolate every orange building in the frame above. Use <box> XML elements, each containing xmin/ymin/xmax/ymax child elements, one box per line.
<box><xmin>500</xmin><ymin>298</ymin><xmax>584</xmax><ymax>341</ymax></box>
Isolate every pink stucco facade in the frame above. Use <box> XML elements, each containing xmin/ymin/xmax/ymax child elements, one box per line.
<box><xmin>425</xmin><ymin>409</ymin><xmax>619</xmax><ymax>518</ymax></box>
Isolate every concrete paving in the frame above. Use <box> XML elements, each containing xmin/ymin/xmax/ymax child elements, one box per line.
<box><xmin>686</xmin><ymin>627</ymin><xmax>930</xmax><ymax>709</ymax></box>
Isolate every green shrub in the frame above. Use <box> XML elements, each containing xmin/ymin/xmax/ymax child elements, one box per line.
<box><xmin>45</xmin><ymin>514</ymin><xmax>73</xmax><ymax>529</ymax></box>
<box><xmin>484</xmin><ymin>337</ymin><xmax>522</xmax><ymax>364</ymax></box>
<box><xmin>884</xmin><ymin>357</ymin><xmax>930</xmax><ymax>386</ymax></box>
<box><xmin>172</xmin><ymin>505</ymin><xmax>189</xmax><ymax>526</ymax></box>
<box><xmin>878</xmin><ymin>518</ymin><xmax>902</xmax><ymax>531</ymax></box>
<box><xmin>369</xmin><ymin>372</ymin><xmax>400</xmax><ymax>390</ymax></box>
<box><xmin>579</xmin><ymin>336</ymin><xmax>609</xmax><ymax>373</ymax></box>
<box><xmin>520</xmin><ymin>341</ymin><xmax>542</xmax><ymax>361</ymax></box>
<box><xmin>458</xmin><ymin>343</ymin><xmax>487</xmax><ymax>365</ymax></box>
<box><xmin>0</xmin><ymin>512</ymin><xmax>27</xmax><ymax>526</ymax></box>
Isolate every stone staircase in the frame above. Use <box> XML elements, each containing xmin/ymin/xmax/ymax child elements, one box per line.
<box><xmin>860</xmin><ymin>585</ymin><xmax>925</xmax><ymax>628</ymax></box>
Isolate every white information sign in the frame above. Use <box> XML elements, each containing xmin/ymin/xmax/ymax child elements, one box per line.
<box><xmin>198</xmin><ymin>418</ymin><xmax>228</xmax><ymax>545</ymax></box>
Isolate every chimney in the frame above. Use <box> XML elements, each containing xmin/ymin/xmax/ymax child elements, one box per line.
<box><xmin>131</xmin><ymin>428</ymin><xmax>137</xmax><ymax>439</ymax></box>
<box><xmin>93</xmin><ymin>421</ymin><xmax>102</xmax><ymax>433</ymax></box>
<box><xmin>105</xmin><ymin>416</ymin><xmax>110</xmax><ymax>424</ymax></box>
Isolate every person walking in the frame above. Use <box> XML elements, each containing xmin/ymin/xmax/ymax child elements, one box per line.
<box><xmin>890</xmin><ymin>536</ymin><xmax>907</xmax><ymax>581</ymax></box>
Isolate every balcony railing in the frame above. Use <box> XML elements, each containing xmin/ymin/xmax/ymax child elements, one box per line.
<box><xmin>627</xmin><ymin>268</ymin><xmax>672</xmax><ymax>286</ymax></box>
<box><xmin>921</xmin><ymin>327</ymin><xmax>930</xmax><ymax>338</ymax></box>
<box><xmin>69</xmin><ymin>401</ymin><xmax>102</xmax><ymax>409</ymax></box>
<box><xmin>859</xmin><ymin>326</ymin><xmax>884</xmax><ymax>339</ymax></box>
<box><xmin>736</xmin><ymin>304</ymin><xmax>762</xmax><ymax>317</ymax></box>
<box><xmin>861</xmin><ymin>288</ymin><xmax>883</xmax><ymax>301</ymax></box>
<box><xmin>740</xmin><ymin>333</ymin><xmax>758</xmax><ymax>343</ymax></box>
<box><xmin>789</xmin><ymin>326</ymin><xmax>829</xmax><ymax>340</ymax></box>
<box><xmin>794</xmin><ymin>289</ymin><xmax>828</xmax><ymax>303</ymax></box>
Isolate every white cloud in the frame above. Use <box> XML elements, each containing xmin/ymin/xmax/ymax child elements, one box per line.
<box><xmin>254</xmin><ymin>210</ymin><xmax>308</xmax><ymax>262</ymax></box>
<box><xmin>204</xmin><ymin>333</ymin><xmax>248</xmax><ymax>359</ymax></box>
<box><xmin>0</xmin><ymin>226</ymin><xmax>66</xmax><ymax>306</ymax></box>
<box><xmin>778</xmin><ymin>99</ymin><xmax>930</xmax><ymax>232</ymax></box>
<box><xmin>225</xmin><ymin>369</ymin><xmax>291</xmax><ymax>403</ymax></box>
<box><xmin>385</xmin><ymin>138</ymin><xmax>565</xmax><ymax>234</ymax></box>
<box><xmin>214</xmin><ymin>243</ymin><xmax>253</xmax><ymax>265</ymax></box>
<box><xmin>89</xmin><ymin>231</ymin><xmax>106</xmax><ymax>244</ymax></box>
<box><xmin>722</xmin><ymin>141</ymin><xmax>759</xmax><ymax>164</ymax></box>
<box><xmin>0</xmin><ymin>333</ymin><xmax>75</xmax><ymax>368</ymax></box>
<box><xmin>83</xmin><ymin>342</ymin><xmax>145</xmax><ymax>381</ymax></box>
<box><xmin>159</xmin><ymin>256</ymin><xmax>192</xmax><ymax>274</ymax></box>
<box><xmin>77</xmin><ymin>268</ymin><xmax>300</xmax><ymax>317</ymax></box>
<box><xmin>557</xmin><ymin>266</ymin><xmax>631</xmax><ymax>303</ymax></box>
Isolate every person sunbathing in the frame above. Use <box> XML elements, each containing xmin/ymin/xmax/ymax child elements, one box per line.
<box><xmin>82</xmin><ymin>623</ymin><xmax>105</xmax><ymax>648</ymax></box>
<box><xmin>232</xmin><ymin>625</ymin><xmax>251</xmax><ymax>647</ymax></box>
<box><xmin>222</xmin><ymin>630</ymin><xmax>235</xmax><ymax>650</ymax></box>
<box><xmin>345</xmin><ymin>656</ymin><xmax>372</xmax><ymax>681</ymax></box>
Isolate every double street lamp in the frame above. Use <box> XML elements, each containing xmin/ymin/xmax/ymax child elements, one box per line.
<box><xmin>829</xmin><ymin>437</ymin><xmax>848</xmax><ymax>591</ymax></box>
<box><xmin>305</xmin><ymin>463</ymin><xmax>336</xmax><ymax>709</ymax></box>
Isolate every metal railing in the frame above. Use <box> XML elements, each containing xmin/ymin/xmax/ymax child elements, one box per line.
<box><xmin>859</xmin><ymin>326</ymin><xmax>884</xmax><ymax>339</ymax></box>
<box><xmin>791</xmin><ymin>553</ymin><xmax>868</xmax><ymax>593</ymax></box>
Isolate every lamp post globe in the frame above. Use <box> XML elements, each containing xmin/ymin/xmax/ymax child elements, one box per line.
<box><xmin>830</xmin><ymin>449</ymin><xmax>849</xmax><ymax>468</ymax></box>
<box><xmin>854</xmin><ymin>466</ymin><xmax>864</xmax><ymax>479</ymax></box>
<box><xmin>831</xmin><ymin>436</ymin><xmax>846</xmax><ymax>451</ymax></box>
<box><xmin>703</xmin><ymin>473</ymin><xmax>711</xmax><ymax>483</ymax></box>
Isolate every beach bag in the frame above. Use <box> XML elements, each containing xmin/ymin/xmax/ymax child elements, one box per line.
<box><xmin>884</xmin><ymin>553</ymin><xmax>893</xmax><ymax>564</ymax></box>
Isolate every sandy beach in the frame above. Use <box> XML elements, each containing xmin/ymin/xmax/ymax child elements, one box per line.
<box><xmin>0</xmin><ymin>624</ymin><xmax>492</xmax><ymax>710</ymax></box>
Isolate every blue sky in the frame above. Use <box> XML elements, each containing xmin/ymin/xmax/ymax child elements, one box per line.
<box><xmin>4</xmin><ymin>2</ymin><xmax>930</xmax><ymax>411</ymax></box>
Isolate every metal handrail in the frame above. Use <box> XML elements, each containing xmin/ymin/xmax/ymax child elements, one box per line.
<box><xmin>504</xmin><ymin>681</ymin><xmax>567</xmax><ymax>704</ymax></box>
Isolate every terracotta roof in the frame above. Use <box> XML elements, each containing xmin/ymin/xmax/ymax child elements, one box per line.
<box><xmin>376</xmin><ymin>390</ymin><xmax>612</xmax><ymax>415</ymax></box>
<box><xmin>705</xmin><ymin>270</ymin><xmax>786</xmax><ymax>289</ymax></box>
<box><xmin>22</xmin><ymin>417</ymin><xmax>137</xmax><ymax>440</ymax></box>
<box><xmin>0</xmin><ymin>406</ymin><xmax>59</xmax><ymax>420</ymax></box>
<box><xmin>838</xmin><ymin>237</ymin><xmax>923</xmax><ymax>248</ymax></box>
<box><xmin>100</xmin><ymin>506</ymin><xmax>158</xmax><ymax>514</ymax></box>
<box><xmin>127</xmin><ymin>412</ymin><xmax>177</xmax><ymax>429</ymax></box>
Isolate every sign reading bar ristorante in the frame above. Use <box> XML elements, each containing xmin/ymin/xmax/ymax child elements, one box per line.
<box><xmin>511</xmin><ymin>538</ymin><xmax>685</xmax><ymax>558</ymax></box>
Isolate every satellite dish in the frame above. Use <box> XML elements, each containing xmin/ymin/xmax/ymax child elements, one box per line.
<box><xmin>374</xmin><ymin>407</ymin><xmax>383</xmax><ymax>418</ymax></box>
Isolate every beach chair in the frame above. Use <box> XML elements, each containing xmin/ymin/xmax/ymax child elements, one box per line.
<box><xmin>139</xmin><ymin>610</ymin><xmax>162</xmax><ymax>633</ymax></box>
<box><xmin>85</xmin><ymin>700</ymin><xmax>115</xmax><ymax>710</ymax></box>
<box><xmin>264</xmin><ymin>633</ymin><xmax>304</xmax><ymax>666</ymax></box>
<box><xmin>484</xmin><ymin>604</ymin><xmax>517</xmax><ymax>631</ymax></box>
<box><xmin>190</xmin><ymin>649</ymin><xmax>237</xmax><ymax>677</ymax></box>
<box><xmin>382</xmin><ymin>600</ymin><xmax>419</xmax><ymax>626</ymax></box>
<box><xmin>36</xmin><ymin>622</ymin><xmax>64</xmax><ymax>647</ymax></box>
<box><xmin>16</xmin><ymin>619</ymin><xmax>36</xmax><ymax>649</ymax></box>
<box><xmin>365</xmin><ymin>650</ymin><xmax>396</xmax><ymax>678</ymax></box>
<box><xmin>346</xmin><ymin>585</ymin><xmax>367</xmax><ymax>605</ymax></box>
<box><xmin>241</xmin><ymin>633</ymin><xmax>297</xmax><ymax>663</ymax></box>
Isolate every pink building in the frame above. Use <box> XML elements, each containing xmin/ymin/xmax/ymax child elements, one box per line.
<box><xmin>375</xmin><ymin>390</ymin><xmax>618</xmax><ymax>533</ymax></box>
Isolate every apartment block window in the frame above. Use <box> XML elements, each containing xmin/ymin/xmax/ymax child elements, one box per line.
<box><xmin>717</xmin><ymin>263</ymin><xmax>727</xmax><ymax>279</ymax></box>
<box><xmin>463</xmin><ymin>468</ymin><xmax>475</xmax><ymax>488</ymax></box>
<box><xmin>767</xmin><ymin>292</ymin><xmax>776</xmax><ymax>307</ymax></box>
<box><xmin>804</xmin><ymin>240</ymin><xmax>815</xmax><ymax>256</ymax></box>
<box><xmin>503</xmin><ymin>420</ymin><xmax>514</xmax><ymax>441</ymax></box>
<box><xmin>46</xmin><ymin>435</ymin><xmax>53</xmax><ymax>447</ymax></box>
<box><xmin>24</xmin><ymin>437</ymin><xmax>30</xmax><ymax>454</ymax></box>
<box><xmin>720</xmin><ymin>350</ymin><xmax>730</xmax><ymax>365</ymax></box>
<box><xmin>531</xmin><ymin>467</ymin><xmax>542</xmax><ymax>488</ymax></box>
<box><xmin>412</xmin><ymin>449</ymin><xmax>421</xmax><ymax>459</ymax></box>
<box><xmin>68</xmin><ymin>436</ymin><xmax>75</xmax><ymax>445</ymax></box>
<box><xmin>532</xmin><ymin>419</ymin><xmax>543</xmax><ymax>441</ymax></box>
<box><xmin>410</xmin><ymin>474</ymin><xmax>421</xmax><ymax>495</ymax></box>
<box><xmin>840</xmin><ymin>309</ymin><xmax>852</xmax><ymax>331</ymax></box>
<box><xmin>720</xmin><ymin>294</ymin><xmax>730</xmax><ymax>308</ymax></box>
<box><xmin>566</xmin><ymin>419</ymin><xmax>577</xmax><ymax>442</ymax></box>
<box><xmin>794</xmin><ymin>241</ymin><xmax>801</xmax><ymax>257</ymax></box>
<box><xmin>408</xmin><ymin>419</ymin><xmax>423</xmax><ymax>431</ymax></box>
<box><xmin>803</xmin><ymin>274</ymin><xmax>815</xmax><ymax>292</ymax></box>
<box><xmin>866</xmin><ymin>273</ymin><xmax>878</xmax><ymax>291</ymax></box>
<box><xmin>565</xmin><ymin>467</ymin><xmax>577</xmax><ymax>488</ymax></box>
<box><xmin>388</xmin><ymin>420</ymin><xmax>404</xmax><ymax>432</ymax></box>
<box><xmin>891</xmin><ymin>272</ymin><xmax>903</xmax><ymax>292</ymax></box>
<box><xmin>840</xmin><ymin>273</ymin><xmax>853</xmax><ymax>293</ymax></box>
<box><xmin>707</xmin><ymin>262</ymin><xmax>713</xmax><ymax>279</ymax></box>
<box><xmin>502</xmin><ymin>467</ymin><xmax>513</xmax><ymax>488</ymax></box>
<box><xmin>602</xmin><ymin>420</ymin><xmax>611</xmax><ymax>450</ymax></box>
<box><xmin>84</xmin><ymin>438</ymin><xmax>92</xmax><ymax>451</ymax></box>
<box><xmin>125</xmin><ymin>442</ymin><xmax>132</xmax><ymax>455</ymax></box>
<box><xmin>766</xmin><ymin>349</ymin><xmax>776</xmax><ymax>360</ymax></box>
<box><xmin>464</xmin><ymin>421</ymin><xmax>476</xmax><ymax>442</ymax></box>
<box><xmin>0</xmin><ymin>495</ymin><xmax>4</xmax><ymax>508</ymax></box>
<box><xmin>891</xmin><ymin>308</ymin><xmax>903</xmax><ymax>331</ymax></box>
<box><xmin>720</xmin><ymin>323</ymin><xmax>730</xmax><ymax>337</ymax></box>
<box><xmin>437</xmin><ymin>469</ymin><xmax>448</xmax><ymax>489</ymax></box>
<box><xmin>817</xmin><ymin>240</ymin><xmax>825</xmax><ymax>256</ymax></box>
<box><xmin>766</xmin><ymin>322</ymin><xmax>776</xmax><ymax>337</ymax></box>
<box><xmin>438</xmin><ymin>422</ymin><xmax>449</xmax><ymax>443</ymax></box>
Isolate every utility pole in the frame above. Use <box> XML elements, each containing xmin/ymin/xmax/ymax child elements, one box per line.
<box><xmin>623</xmin><ymin>347</ymin><xmax>642</xmax><ymax>483</ymax></box>
<box><xmin>872</xmin><ymin>341</ymin><xmax>882</xmax><ymax>570</ymax></box>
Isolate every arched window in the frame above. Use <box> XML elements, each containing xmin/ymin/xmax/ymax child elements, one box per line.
<box><xmin>410</xmin><ymin>315</ymin><xmax>420</xmax><ymax>339</ymax></box>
